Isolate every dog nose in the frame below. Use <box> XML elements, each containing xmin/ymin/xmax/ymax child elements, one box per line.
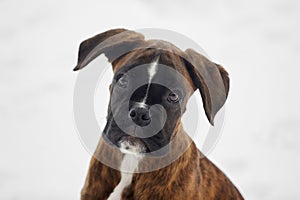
<box><xmin>129</xmin><ymin>106</ymin><xmax>151</xmax><ymax>127</ymax></box>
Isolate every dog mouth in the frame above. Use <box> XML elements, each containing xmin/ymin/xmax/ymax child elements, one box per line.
<box><xmin>117</xmin><ymin>135</ymin><xmax>148</xmax><ymax>156</ymax></box>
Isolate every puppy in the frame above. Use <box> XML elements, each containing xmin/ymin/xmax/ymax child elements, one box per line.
<box><xmin>74</xmin><ymin>28</ymin><xmax>244</xmax><ymax>200</ymax></box>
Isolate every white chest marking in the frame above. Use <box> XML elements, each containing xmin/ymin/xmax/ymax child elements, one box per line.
<box><xmin>142</xmin><ymin>56</ymin><xmax>160</xmax><ymax>104</ymax></box>
<box><xmin>107</xmin><ymin>147</ymin><xmax>144</xmax><ymax>199</ymax></box>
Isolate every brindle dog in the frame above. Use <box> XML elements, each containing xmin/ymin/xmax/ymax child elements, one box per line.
<box><xmin>74</xmin><ymin>29</ymin><xmax>244</xmax><ymax>200</ymax></box>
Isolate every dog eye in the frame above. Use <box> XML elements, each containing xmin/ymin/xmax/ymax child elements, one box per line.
<box><xmin>116</xmin><ymin>74</ymin><xmax>128</xmax><ymax>88</ymax></box>
<box><xmin>167</xmin><ymin>91</ymin><xmax>180</xmax><ymax>103</ymax></box>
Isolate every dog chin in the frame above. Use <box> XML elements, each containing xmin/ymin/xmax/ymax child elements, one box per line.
<box><xmin>117</xmin><ymin>136</ymin><xmax>147</xmax><ymax>157</ymax></box>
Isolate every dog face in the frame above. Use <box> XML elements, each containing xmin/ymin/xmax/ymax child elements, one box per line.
<box><xmin>74</xmin><ymin>29</ymin><xmax>229</xmax><ymax>156</ymax></box>
<box><xmin>102</xmin><ymin>48</ymin><xmax>194</xmax><ymax>156</ymax></box>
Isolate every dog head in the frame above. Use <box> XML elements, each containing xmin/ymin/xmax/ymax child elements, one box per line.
<box><xmin>74</xmin><ymin>29</ymin><xmax>229</xmax><ymax>157</ymax></box>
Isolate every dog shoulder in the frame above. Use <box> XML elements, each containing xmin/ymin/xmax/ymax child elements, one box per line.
<box><xmin>199</xmin><ymin>156</ymin><xmax>244</xmax><ymax>199</ymax></box>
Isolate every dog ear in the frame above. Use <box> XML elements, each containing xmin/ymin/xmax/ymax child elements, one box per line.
<box><xmin>183</xmin><ymin>49</ymin><xmax>229</xmax><ymax>125</ymax></box>
<box><xmin>73</xmin><ymin>28</ymin><xmax>144</xmax><ymax>71</ymax></box>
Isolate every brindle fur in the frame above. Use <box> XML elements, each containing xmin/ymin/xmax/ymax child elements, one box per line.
<box><xmin>81</xmin><ymin>126</ymin><xmax>243</xmax><ymax>200</ymax></box>
<box><xmin>76</xmin><ymin>29</ymin><xmax>244</xmax><ymax>200</ymax></box>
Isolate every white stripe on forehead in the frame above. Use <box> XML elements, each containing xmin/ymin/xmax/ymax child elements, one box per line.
<box><xmin>148</xmin><ymin>56</ymin><xmax>159</xmax><ymax>81</ymax></box>
<box><xmin>141</xmin><ymin>56</ymin><xmax>160</xmax><ymax>104</ymax></box>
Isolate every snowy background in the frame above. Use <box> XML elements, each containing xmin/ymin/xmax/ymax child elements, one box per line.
<box><xmin>1</xmin><ymin>0</ymin><xmax>300</xmax><ymax>199</ymax></box>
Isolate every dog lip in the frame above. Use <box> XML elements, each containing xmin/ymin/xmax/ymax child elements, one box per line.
<box><xmin>102</xmin><ymin>133</ymin><xmax>116</xmax><ymax>146</ymax></box>
<box><xmin>102</xmin><ymin>132</ymin><xmax>127</xmax><ymax>147</ymax></box>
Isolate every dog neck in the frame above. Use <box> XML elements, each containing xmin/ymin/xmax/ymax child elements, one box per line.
<box><xmin>82</xmin><ymin>125</ymin><xmax>201</xmax><ymax>200</ymax></box>
<box><xmin>122</xmin><ymin>126</ymin><xmax>200</xmax><ymax>198</ymax></box>
<box><xmin>107</xmin><ymin>154</ymin><xmax>143</xmax><ymax>200</ymax></box>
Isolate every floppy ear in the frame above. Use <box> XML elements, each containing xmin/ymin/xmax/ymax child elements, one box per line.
<box><xmin>73</xmin><ymin>28</ymin><xmax>144</xmax><ymax>71</ymax></box>
<box><xmin>183</xmin><ymin>49</ymin><xmax>229</xmax><ymax>125</ymax></box>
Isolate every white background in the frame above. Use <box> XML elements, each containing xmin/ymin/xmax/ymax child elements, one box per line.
<box><xmin>1</xmin><ymin>0</ymin><xmax>300</xmax><ymax>199</ymax></box>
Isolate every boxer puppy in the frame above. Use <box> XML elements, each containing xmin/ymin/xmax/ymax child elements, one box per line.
<box><xmin>74</xmin><ymin>29</ymin><xmax>244</xmax><ymax>200</ymax></box>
